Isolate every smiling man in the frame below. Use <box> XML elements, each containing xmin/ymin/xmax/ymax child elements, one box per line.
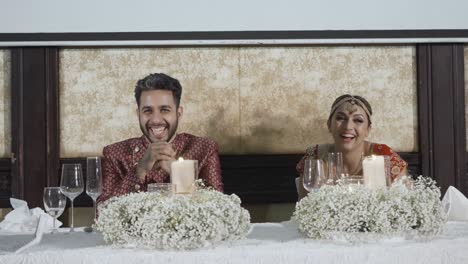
<box><xmin>99</xmin><ymin>73</ymin><xmax>223</xmax><ymax>203</ymax></box>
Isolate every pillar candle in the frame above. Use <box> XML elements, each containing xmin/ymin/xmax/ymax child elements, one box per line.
<box><xmin>170</xmin><ymin>157</ymin><xmax>197</xmax><ymax>194</ymax></box>
<box><xmin>362</xmin><ymin>155</ymin><xmax>387</xmax><ymax>190</ymax></box>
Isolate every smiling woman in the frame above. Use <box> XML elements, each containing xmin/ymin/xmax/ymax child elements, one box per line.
<box><xmin>296</xmin><ymin>94</ymin><xmax>408</xmax><ymax>199</ymax></box>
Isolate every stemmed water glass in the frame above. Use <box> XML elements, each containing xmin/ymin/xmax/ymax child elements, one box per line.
<box><xmin>86</xmin><ymin>157</ymin><xmax>102</xmax><ymax>223</ymax></box>
<box><xmin>303</xmin><ymin>158</ymin><xmax>326</xmax><ymax>193</ymax></box>
<box><xmin>60</xmin><ymin>164</ymin><xmax>84</xmax><ymax>232</ymax></box>
<box><xmin>43</xmin><ymin>187</ymin><xmax>66</xmax><ymax>234</ymax></box>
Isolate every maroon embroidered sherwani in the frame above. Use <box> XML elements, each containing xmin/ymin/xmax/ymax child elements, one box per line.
<box><xmin>98</xmin><ymin>133</ymin><xmax>223</xmax><ymax>203</ymax></box>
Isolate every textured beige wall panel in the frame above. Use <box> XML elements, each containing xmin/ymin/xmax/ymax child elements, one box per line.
<box><xmin>59</xmin><ymin>48</ymin><xmax>240</xmax><ymax>157</ymax></box>
<box><xmin>240</xmin><ymin>46</ymin><xmax>417</xmax><ymax>154</ymax></box>
<box><xmin>60</xmin><ymin>46</ymin><xmax>416</xmax><ymax>156</ymax></box>
<box><xmin>0</xmin><ymin>50</ymin><xmax>11</xmax><ymax>158</ymax></box>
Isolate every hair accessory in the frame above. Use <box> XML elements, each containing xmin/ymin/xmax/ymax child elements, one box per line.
<box><xmin>330</xmin><ymin>96</ymin><xmax>371</xmax><ymax>118</ymax></box>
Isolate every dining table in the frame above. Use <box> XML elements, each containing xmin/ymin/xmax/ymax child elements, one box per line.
<box><xmin>1</xmin><ymin>220</ymin><xmax>468</xmax><ymax>264</ymax></box>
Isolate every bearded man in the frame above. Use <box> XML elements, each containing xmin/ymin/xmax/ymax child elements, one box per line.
<box><xmin>99</xmin><ymin>73</ymin><xmax>223</xmax><ymax>203</ymax></box>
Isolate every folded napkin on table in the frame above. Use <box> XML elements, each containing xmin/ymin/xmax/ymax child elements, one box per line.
<box><xmin>0</xmin><ymin>198</ymin><xmax>62</xmax><ymax>233</ymax></box>
<box><xmin>442</xmin><ymin>186</ymin><xmax>468</xmax><ymax>221</ymax></box>
<box><xmin>0</xmin><ymin>214</ymin><xmax>48</xmax><ymax>254</ymax></box>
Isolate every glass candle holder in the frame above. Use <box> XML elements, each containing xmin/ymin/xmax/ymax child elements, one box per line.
<box><xmin>147</xmin><ymin>183</ymin><xmax>174</xmax><ymax>196</ymax></box>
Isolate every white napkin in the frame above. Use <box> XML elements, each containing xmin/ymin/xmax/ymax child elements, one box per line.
<box><xmin>14</xmin><ymin>214</ymin><xmax>48</xmax><ymax>254</ymax></box>
<box><xmin>0</xmin><ymin>214</ymin><xmax>48</xmax><ymax>254</ymax></box>
<box><xmin>0</xmin><ymin>198</ymin><xmax>62</xmax><ymax>233</ymax></box>
<box><xmin>442</xmin><ymin>186</ymin><xmax>468</xmax><ymax>221</ymax></box>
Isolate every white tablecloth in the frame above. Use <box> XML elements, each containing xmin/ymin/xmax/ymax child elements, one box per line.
<box><xmin>1</xmin><ymin>221</ymin><xmax>468</xmax><ymax>264</ymax></box>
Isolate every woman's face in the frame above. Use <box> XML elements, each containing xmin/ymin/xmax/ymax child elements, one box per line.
<box><xmin>328</xmin><ymin>102</ymin><xmax>370</xmax><ymax>152</ymax></box>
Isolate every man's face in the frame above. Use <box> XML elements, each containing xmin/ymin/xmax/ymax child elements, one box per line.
<box><xmin>328</xmin><ymin>102</ymin><xmax>370</xmax><ymax>152</ymax></box>
<box><xmin>137</xmin><ymin>90</ymin><xmax>182</xmax><ymax>143</ymax></box>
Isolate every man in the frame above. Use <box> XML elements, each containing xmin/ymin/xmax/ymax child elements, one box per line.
<box><xmin>98</xmin><ymin>73</ymin><xmax>223</xmax><ymax>203</ymax></box>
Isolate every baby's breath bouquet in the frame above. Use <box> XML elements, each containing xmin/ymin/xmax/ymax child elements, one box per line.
<box><xmin>293</xmin><ymin>176</ymin><xmax>446</xmax><ymax>242</ymax></box>
<box><xmin>95</xmin><ymin>188</ymin><xmax>251</xmax><ymax>250</ymax></box>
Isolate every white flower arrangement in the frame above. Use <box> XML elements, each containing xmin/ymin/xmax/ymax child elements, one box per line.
<box><xmin>95</xmin><ymin>188</ymin><xmax>251</xmax><ymax>250</ymax></box>
<box><xmin>293</xmin><ymin>176</ymin><xmax>447</xmax><ymax>242</ymax></box>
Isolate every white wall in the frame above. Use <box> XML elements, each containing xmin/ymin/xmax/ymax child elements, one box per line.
<box><xmin>1</xmin><ymin>0</ymin><xmax>467</xmax><ymax>45</ymax></box>
<box><xmin>1</xmin><ymin>0</ymin><xmax>467</xmax><ymax>33</ymax></box>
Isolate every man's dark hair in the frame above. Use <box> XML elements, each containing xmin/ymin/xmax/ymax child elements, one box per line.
<box><xmin>134</xmin><ymin>73</ymin><xmax>182</xmax><ymax>107</ymax></box>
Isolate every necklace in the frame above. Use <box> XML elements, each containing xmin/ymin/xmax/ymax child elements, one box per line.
<box><xmin>347</xmin><ymin>162</ymin><xmax>362</xmax><ymax>176</ymax></box>
<box><xmin>345</xmin><ymin>152</ymin><xmax>364</xmax><ymax>176</ymax></box>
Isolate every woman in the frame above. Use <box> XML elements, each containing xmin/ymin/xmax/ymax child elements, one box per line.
<box><xmin>296</xmin><ymin>94</ymin><xmax>408</xmax><ymax>199</ymax></box>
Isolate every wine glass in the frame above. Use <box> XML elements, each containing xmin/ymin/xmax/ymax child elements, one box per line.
<box><xmin>86</xmin><ymin>157</ymin><xmax>102</xmax><ymax>223</ymax></box>
<box><xmin>60</xmin><ymin>164</ymin><xmax>84</xmax><ymax>232</ymax></box>
<box><xmin>302</xmin><ymin>158</ymin><xmax>326</xmax><ymax>193</ymax></box>
<box><xmin>43</xmin><ymin>187</ymin><xmax>66</xmax><ymax>234</ymax></box>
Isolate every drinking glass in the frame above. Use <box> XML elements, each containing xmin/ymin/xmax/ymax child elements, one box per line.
<box><xmin>86</xmin><ymin>157</ymin><xmax>102</xmax><ymax>223</ymax></box>
<box><xmin>302</xmin><ymin>158</ymin><xmax>326</xmax><ymax>193</ymax></box>
<box><xmin>60</xmin><ymin>164</ymin><xmax>84</xmax><ymax>232</ymax></box>
<box><xmin>43</xmin><ymin>187</ymin><xmax>66</xmax><ymax>234</ymax></box>
<box><xmin>327</xmin><ymin>152</ymin><xmax>344</xmax><ymax>184</ymax></box>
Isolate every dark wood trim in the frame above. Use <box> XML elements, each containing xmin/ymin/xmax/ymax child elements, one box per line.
<box><xmin>453</xmin><ymin>47</ymin><xmax>468</xmax><ymax>194</ymax></box>
<box><xmin>62</xmin><ymin>152</ymin><xmax>420</xmax><ymax>206</ymax></box>
<box><xmin>45</xmin><ymin>48</ymin><xmax>60</xmax><ymax>187</ymax></box>
<box><xmin>417</xmin><ymin>45</ymin><xmax>434</xmax><ymax>179</ymax></box>
<box><xmin>404</xmin><ymin>153</ymin><xmax>422</xmax><ymax>178</ymax></box>
<box><xmin>10</xmin><ymin>49</ymin><xmax>23</xmax><ymax>201</ymax></box>
<box><xmin>0</xmin><ymin>158</ymin><xmax>12</xmax><ymax>208</ymax></box>
<box><xmin>10</xmin><ymin>48</ymin><xmax>60</xmax><ymax>208</ymax></box>
<box><xmin>417</xmin><ymin>44</ymin><xmax>467</xmax><ymax>195</ymax></box>
<box><xmin>1</xmin><ymin>30</ymin><xmax>468</xmax><ymax>43</ymax></box>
